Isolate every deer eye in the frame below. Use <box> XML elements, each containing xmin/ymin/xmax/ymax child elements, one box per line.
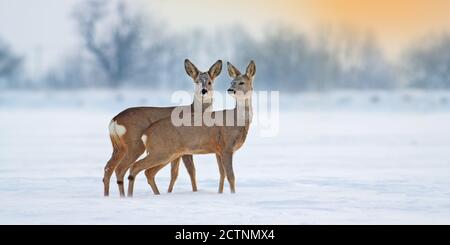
<box><xmin>239</xmin><ymin>82</ymin><xmax>245</xmax><ymax>85</ymax></box>
<box><xmin>208</xmin><ymin>82</ymin><xmax>212</xmax><ymax>85</ymax></box>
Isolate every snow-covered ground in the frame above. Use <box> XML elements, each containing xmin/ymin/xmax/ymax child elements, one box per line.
<box><xmin>1</xmin><ymin>90</ymin><xmax>450</xmax><ymax>224</ymax></box>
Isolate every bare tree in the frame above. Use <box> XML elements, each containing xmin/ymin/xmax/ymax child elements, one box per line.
<box><xmin>73</xmin><ymin>0</ymin><xmax>144</xmax><ymax>87</ymax></box>
<box><xmin>0</xmin><ymin>38</ymin><xmax>23</xmax><ymax>88</ymax></box>
<box><xmin>336</xmin><ymin>31</ymin><xmax>396</xmax><ymax>89</ymax></box>
<box><xmin>404</xmin><ymin>33</ymin><xmax>450</xmax><ymax>89</ymax></box>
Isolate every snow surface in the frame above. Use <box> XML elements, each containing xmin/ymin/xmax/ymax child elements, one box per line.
<box><xmin>1</xmin><ymin>90</ymin><xmax>450</xmax><ymax>224</ymax></box>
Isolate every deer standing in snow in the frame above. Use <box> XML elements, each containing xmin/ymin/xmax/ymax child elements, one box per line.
<box><xmin>104</xmin><ymin>59</ymin><xmax>222</xmax><ymax>196</ymax></box>
<box><xmin>127</xmin><ymin>61</ymin><xmax>256</xmax><ymax>197</ymax></box>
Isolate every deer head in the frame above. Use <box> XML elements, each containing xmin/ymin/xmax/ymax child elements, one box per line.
<box><xmin>227</xmin><ymin>60</ymin><xmax>256</xmax><ymax>99</ymax></box>
<box><xmin>185</xmin><ymin>59</ymin><xmax>222</xmax><ymax>101</ymax></box>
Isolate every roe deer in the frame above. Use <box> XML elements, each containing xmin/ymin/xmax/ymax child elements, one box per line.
<box><xmin>104</xmin><ymin>59</ymin><xmax>222</xmax><ymax>197</ymax></box>
<box><xmin>127</xmin><ymin>61</ymin><xmax>256</xmax><ymax>197</ymax></box>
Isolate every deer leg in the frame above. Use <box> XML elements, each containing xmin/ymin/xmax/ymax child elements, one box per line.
<box><xmin>144</xmin><ymin>164</ymin><xmax>167</xmax><ymax>195</ymax></box>
<box><xmin>222</xmin><ymin>152</ymin><xmax>236</xmax><ymax>194</ymax></box>
<box><xmin>128</xmin><ymin>153</ymin><xmax>174</xmax><ymax>197</ymax></box>
<box><xmin>215</xmin><ymin>154</ymin><xmax>225</xmax><ymax>194</ymax></box>
<box><xmin>168</xmin><ymin>158</ymin><xmax>181</xmax><ymax>193</ymax></box>
<box><xmin>115</xmin><ymin>142</ymin><xmax>145</xmax><ymax>197</ymax></box>
<box><xmin>182</xmin><ymin>155</ymin><xmax>198</xmax><ymax>192</ymax></box>
<box><xmin>103</xmin><ymin>149</ymin><xmax>125</xmax><ymax>196</ymax></box>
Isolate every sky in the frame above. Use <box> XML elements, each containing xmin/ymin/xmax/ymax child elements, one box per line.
<box><xmin>0</xmin><ymin>0</ymin><xmax>449</xmax><ymax>76</ymax></box>
<box><xmin>152</xmin><ymin>0</ymin><xmax>450</xmax><ymax>59</ymax></box>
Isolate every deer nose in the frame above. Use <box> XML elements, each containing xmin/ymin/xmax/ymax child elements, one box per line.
<box><xmin>227</xmin><ymin>89</ymin><xmax>235</xmax><ymax>94</ymax></box>
<box><xmin>201</xmin><ymin>89</ymin><xmax>208</xmax><ymax>95</ymax></box>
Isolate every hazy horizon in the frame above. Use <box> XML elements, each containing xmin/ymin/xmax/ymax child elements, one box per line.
<box><xmin>1</xmin><ymin>0</ymin><xmax>449</xmax><ymax>76</ymax></box>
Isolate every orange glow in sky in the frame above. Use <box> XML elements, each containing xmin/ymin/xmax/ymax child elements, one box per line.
<box><xmin>153</xmin><ymin>0</ymin><xmax>450</xmax><ymax>59</ymax></box>
<box><xmin>301</xmin><ymin>0</ymin><xmax>450</xmax><ymax>56</ymax></box>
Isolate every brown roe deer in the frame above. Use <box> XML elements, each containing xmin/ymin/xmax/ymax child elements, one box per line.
<box><xmin>104</xmin><ymin>59</ymin><xmax>222</xmax><ymax>196</ymax></box>
<box><xmin>127</xmin><ymin>61</ymin><xmax>256</xmax><ymax>196</ymax></box>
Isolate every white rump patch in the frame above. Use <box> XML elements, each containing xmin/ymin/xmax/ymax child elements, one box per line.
<box><xmin>108</xmin><ymin>120</ymin><xmax>127</xmax><ymax>137</ymax></box>
<box><xmin>108</xmin><ymin>120</ymin><xmax>115</xmax><ymax>135</ymax></box>
<box><xmin>136</xmin><ymin>151</ymin><xmax>148</xmax><ymax>162</ymax></box>
<box><xmin>137</xmin><ymin>134</ymin><xmax>149</xmax><ymax>162</ymax></box>
<box><xmin>141</xmin><ymin>135</ymin><xmax>147</xmax><ymax>146</ymax></box>
<box><xmin>115</xmin><ymin>123</ymin><xmax>126</xmax><ymax>136</ymax></box>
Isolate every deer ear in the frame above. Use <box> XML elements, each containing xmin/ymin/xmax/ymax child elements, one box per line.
<box><xmin>246</xmin><ymin>60</ymin><xmax>256</xmax><ymax>78</ymax></box>
<box><xmin>227</xmin><ymin>62</ymin><xmax>241</xmax><ymax>79</ymax></box>
<box><xmin>185</xmin><ymin>59</ymin><xmax>199</xmax><ymax>79</ymax></box>
<box><xmin>208</xmin><ymin>60</ymin><xmax>222</xmax><ymax>79</ymax></box>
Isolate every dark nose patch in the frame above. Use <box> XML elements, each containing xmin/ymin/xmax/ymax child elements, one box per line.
<box><xmin>227</xmin><ymin>89</ymin><xmax>235</xmax><ymax>93</ymax></box>
<box><xmin>201</xmin><ymin>89</ymin><xmax>208</xmax><ymax>95</ymax></box>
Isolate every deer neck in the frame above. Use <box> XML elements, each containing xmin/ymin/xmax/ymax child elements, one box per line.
<box><xmin>234</xmin><ymin>95</ymin><xmax>253</xmax><ymax>130</ymax></box>
<box><xmin>191</xmin><ymin>94</ymin><xmax>213</xmax><ymax>113</ymax></box>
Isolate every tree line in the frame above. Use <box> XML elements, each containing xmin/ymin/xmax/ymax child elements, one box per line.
<box><xmin>1</xmin><ymin>0</ymin><xmax>449</xmax><ymax>91</ymax></box>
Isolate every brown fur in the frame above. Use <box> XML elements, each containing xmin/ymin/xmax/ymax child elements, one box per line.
<box><xmin>103</xmin><ymin>59</ymin><xmax>222</xmax><ymax>197</ymax></box>
<box><xmin>127</xmin><ymin>61</ymin><xmax>256</xmax><ymax>196</ymax></box>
